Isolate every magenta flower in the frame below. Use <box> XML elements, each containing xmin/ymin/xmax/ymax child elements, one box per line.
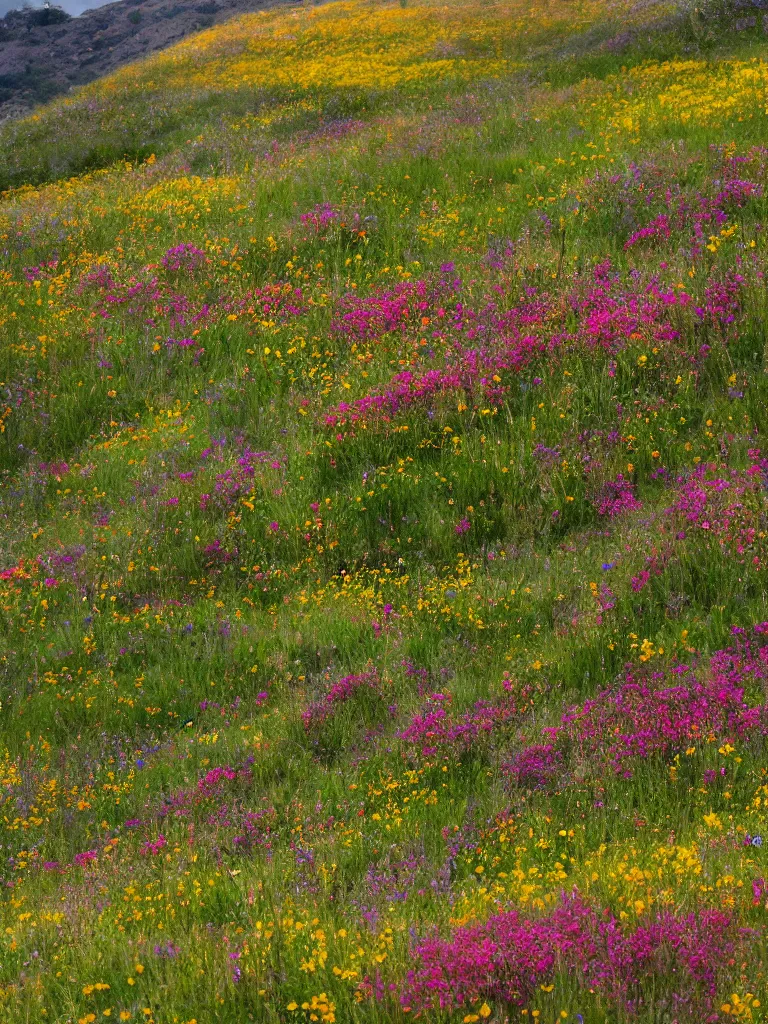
<box><xmin>302</xmin><ymin>671</ymin><xmax>380</xmax><ymax>730</ymax></box>
<box><xmin>402</xmin><ymin>893</ymin><xmax>740</xmax><ymax>1017</ymax></box>
<box><xmin>141</xmin><ymin>835</ymin><xmax>167</xmax><ymax>856</ymax></box>
<box><xmin>73</xmin><ymin>850</ymin><xmax>98</xmax><ymax>868</ymax></box>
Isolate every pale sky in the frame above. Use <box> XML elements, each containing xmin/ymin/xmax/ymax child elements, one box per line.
<box><xmin>0</xmin><ymin>0</ymin><xmax>115</xmax><ymax>16</ymax></box>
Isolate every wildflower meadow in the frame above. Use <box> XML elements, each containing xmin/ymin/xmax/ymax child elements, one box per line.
<box><xmin>5</xmin><ymin>0</ymin><xmax>768</xmax><ymax>1020</ymax></box>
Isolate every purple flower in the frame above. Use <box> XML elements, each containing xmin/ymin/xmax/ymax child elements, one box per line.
<box><xmin>161</xmin><ymin>243</ymin><xmax>207</xmax><ymax>273</ymax></box>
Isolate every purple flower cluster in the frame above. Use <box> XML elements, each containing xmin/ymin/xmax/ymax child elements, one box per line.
<box><xmin>504</xmin><ymin>742</ymin><xmax>564</xmax><ymax>790</ymax></box>
<box><xmin>161</xmin><ymin>243</ymin><xmax>207</xmax><ymax>273</ymax></box>
<box><xmin>586</xmin><ymin>148</ymin><xmax>763</xmax><ymax>260</ymax></box>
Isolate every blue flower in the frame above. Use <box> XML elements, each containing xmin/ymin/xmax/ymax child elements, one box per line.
<box><xmin>602</xmin><ymin>561</ymin><xmax>616</xmax><ymax>571</ymax></box>
<box><xmin>753</xmin><ymin>835</ymin><xmax>763</xmax><ymax>847</ymax></box>
<box><xmin>136</xmin><ymin>759</ymin><xmax>145</xmax><ymax>770</ymax></box>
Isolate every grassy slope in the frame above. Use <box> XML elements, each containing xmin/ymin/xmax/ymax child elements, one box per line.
<box><xmin>3</xmin><ymin>0</ymin><xmax>768</xmax><ymax>1021</ymax></box>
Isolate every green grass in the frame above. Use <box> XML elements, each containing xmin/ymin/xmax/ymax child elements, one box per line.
<box><xmin>3</xmin><ymin>0</ymin><xmax>768</xmax><ymax>1021</ymax></box>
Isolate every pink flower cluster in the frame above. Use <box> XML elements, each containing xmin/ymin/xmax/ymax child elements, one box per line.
<box><xmin>156</xmin><ymin>762</ymin><xmax>253</xmax><ymax>820</ymax></box>
<box><xmin>665</xmin><ymin>460</ymin><xmax>764</xmax><ymax>558</ymax></box>
<box><xmin>593</xmin><ymin>474</ymin><xmax>642</xmax><ymax>517</ymax></box>
<box><xmin>624</xmin><ymin>213</ymin><xmax>671</xmax><ymax>250</ymax></box>
<box><xmin>622</xmin><ymin>167</ymin><xmax>762</xmax><ymax>258</ymax></box>
<box><xmin>299</xmin><ymin>203</ymin><xmax>361</xmax><ymax>239</ymax></box>
<box><xmin>73</xmin><ymin>849</ymin><xmax>98</xmax><ymax>868</ymax></box>
<box><xmin>398</xmin><ymin>699</ymin><xmax>518</xmax><ymax>757</ymax></box>
<box><xmin>302</xmin><ymin>671</ymin><xmax>381</xmax><ymax>730</ymax></box>
<box><xmin>401</xmin><ymin>893</ymin><xmax>742</xmax><ymax>1018</ymax></box>
<box><xmin>503</xmin><ymin>742</ymin><xmax>563</xmax><ymax>790</ymax></box>
<box><xmin>141</xmin><ymin>835</ymin><xmax>167</xmax><ymax>856</ymax></box>
<box><xmin>505</xmin><ymin>624</ymin><xmax>768</xmax><ymax>787</ymax></box>
<box><xmin>331</xmin><ymin>277</ymin><xmax>448</xmax><ymax>346</ymax></box>
<box><xmin>324</xmin><ymin>260</ymin><xmax>725</xmax><ymax>429</ymax></box>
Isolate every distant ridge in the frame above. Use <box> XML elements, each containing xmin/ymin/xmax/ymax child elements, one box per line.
<box><xmin>0</xmin><ymin>0</ymin><xmax>300</xmax><ymax>120</ymax></box>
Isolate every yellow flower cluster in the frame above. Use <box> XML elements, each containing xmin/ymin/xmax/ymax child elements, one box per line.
<box><xmin>596</xmin><ymin>57</ymin><xmax>768</xmax><ymax>137</ymax></box>
<box><xmin>287</xmin><ymin>991</ymin><xmax>336</xmax><ymax>1022</ymax></box>
<box><xmin>75</xmin><ymin>0</ymin><xmax>635</xmax><ymax>101</ymax></box>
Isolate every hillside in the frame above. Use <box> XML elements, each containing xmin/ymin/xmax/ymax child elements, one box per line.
<box><xmin>0</xmin><ymin>0</ymin><xmax>298</xmax><ymax>120</ymax></box>
<box><xmin>4</xmin><ymin>1</ymin><xmax>768</xmax><ymax>1022</ymax></box>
